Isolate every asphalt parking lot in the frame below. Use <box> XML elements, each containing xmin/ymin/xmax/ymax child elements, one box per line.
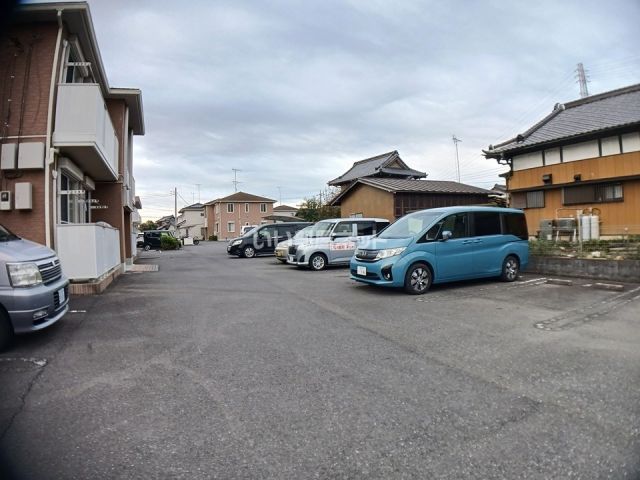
<box><xmin>1</xmin><ymin>241</ymin><xmax>639</xmax><ymax>479</ymax></box>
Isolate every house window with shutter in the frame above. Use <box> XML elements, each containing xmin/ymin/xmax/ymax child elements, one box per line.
<box><xmin>511</xmin><ymin>190</ymin><xmax>544</xmax><ymax>209</ymax></box>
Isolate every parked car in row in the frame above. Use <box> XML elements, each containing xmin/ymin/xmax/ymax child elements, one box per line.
<box><xmin>141</xmin><ymin>230</ymin><xmax>182</xmax><ymax>250</ymax></box>
<box><xmin>350</xmin><ymin>206</ymin><xmax>529</xmax><ymax>294</ymax></box>
<box><xmin>275</xmin><ymin>225</ymin><xmax>313</xmax><ymax>263</ymax></box>
<box><xmin>286</xmin><ymin>218</ymin><xmax>390</xmax><ymax>271</ymax></box>
<box><xmin>227</xmin><ymin>222</ymin><xmax>312</xmax><ymax>258</ymax></box>
<box><xmin>0</xmin><ymin>223</ymin><xmax>69</xmax><ymax>351</ymax></box>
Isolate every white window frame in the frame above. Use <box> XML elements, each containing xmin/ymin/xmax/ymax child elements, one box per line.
<box><xmin>227</xmin><ymin>203</ymin><xmax>234</xmax><ymax>213</ymax></box>
<box><xmin>245</xmin><ymin>203</ymin><xmax>249</xmax><ymax>213</ymax></box>
<box><xmin>227</xmin><ymin>222</ymin><xmax>235</xmax><ymax>233</ymax></box>
<box><xmin>260</xmin><ymin>203</ymin><xmax>267</xmax><ymax>213</ymax></box>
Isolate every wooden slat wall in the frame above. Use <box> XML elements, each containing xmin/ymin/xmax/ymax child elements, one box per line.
<box><xmin>521</xmin><ymin>179</ymin><xmax>640</xmax><ymax>236</ymax></box>
<box><xmin>338</xmin><ymin>184</ymin><xmax>395</xmax><ymax>221</ymax></box>
<box><xmin>394</xmin><ymin>193</ymin><xmax>490</xmax><ymax>219</ymax></box>
<box><xmin>509</xmin><ymin>151</ymin><xmax>640</xmax><ymax>190</ymax></box>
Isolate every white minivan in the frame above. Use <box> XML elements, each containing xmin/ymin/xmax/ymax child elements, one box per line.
<box><xmin>286</xmin><ymin>218</ymin><xmax>390</xmax><ymax>270</ymax></box>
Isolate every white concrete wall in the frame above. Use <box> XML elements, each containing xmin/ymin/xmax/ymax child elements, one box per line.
<box><xmin>56</xmin><ymin>223</ymin><xmax>121</xmax><ymax>280</ymax></box>
<box><xmin>513</xmin><ymin>151</ymin><xmax>543</xmax><ymax>171</ymax></box>
<box><xmin>562</xmin><ymin>140</ymin><xmax>599</xmax><ymax>162</ymax></box>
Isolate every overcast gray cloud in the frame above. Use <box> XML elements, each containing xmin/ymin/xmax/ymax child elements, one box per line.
<box><xmin>28</xmin><ymin>0</ymin><xmax>640</xmax><ymax>218</ymax></box>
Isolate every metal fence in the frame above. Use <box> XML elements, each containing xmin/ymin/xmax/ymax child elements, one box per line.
<box><xmin>529</xmin><ymin>236</ymin><xmax>640</xmax><ymax>260</ymax></box>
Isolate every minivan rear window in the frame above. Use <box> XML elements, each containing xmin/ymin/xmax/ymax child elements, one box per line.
<box><xmin>473</xmin><ymin>212</ymin><xmax>501</xmax><ymax>236</ymax></box>
<box><xmin>502</xmin><ymin>213</ymin><xmax>528</xmax><ymax>240</ymax></box>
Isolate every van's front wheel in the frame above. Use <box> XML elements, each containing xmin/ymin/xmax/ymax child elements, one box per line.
<box><xmin>404</xmin><ymin>263</ymin><xmax>432</xmax><ymax>295</ymax></box>
<box><xmin>500</xmin><ymin>255</ymin><xmax>519</xmax><ymax>282</ymax></box>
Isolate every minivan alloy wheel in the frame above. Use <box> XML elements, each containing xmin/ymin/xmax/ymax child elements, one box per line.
<box><xmin>404</xmin><ymin>263</ymin><xmax>432</xmax><ymax>294</ymax></box>
<box><xmin>309</xmin><ymin>253</ymin><xmax>327</xmax><ymax>271</ymax></box>
<box><xmin>501</xmin><ymin>256</ymin><xmax>519</xmax><ymax>282</ymax></box>
<box><xmin>243</xmin><ymin>246</ymin><xmax>256</xmax><ymax>258</ymax></box>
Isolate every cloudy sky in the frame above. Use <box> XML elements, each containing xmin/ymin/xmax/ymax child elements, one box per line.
<box><xmin>28</xmin><ymin>0</ymin><xmax>640</xmax><ymax>219</ymax></box>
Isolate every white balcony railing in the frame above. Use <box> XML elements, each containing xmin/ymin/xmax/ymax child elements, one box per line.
<box><xmin>56</xmin><ymin>223</ymin><xmax>121</xmax><ymax>280</ymax></box>
<box><xmin>53</xmin><ymin>84</ymin><xmax>119</xmax><ymax>181</ymax></box>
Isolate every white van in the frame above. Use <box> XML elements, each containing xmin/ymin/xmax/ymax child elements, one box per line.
<box><xmin>0</xmin><ymin>224</ymin><xmax>69</xmax><ymax>350</ymax></box>
<box><xmin>287</xmin><ymin>218</ymin><xmax>390</xmax><ymax>270</ymax></box>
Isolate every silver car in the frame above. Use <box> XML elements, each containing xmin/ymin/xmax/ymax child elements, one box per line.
<box><xmin>0</xmin><ymin>224</ymin><xmax>69</xmax><ymax>350</ymax></box>
<box><xmin>287</xmin><ymin>218</ymin><xmax>390</xmax><ymax>271</ymax></box>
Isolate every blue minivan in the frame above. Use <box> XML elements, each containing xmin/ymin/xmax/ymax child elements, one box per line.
<box><xmin>350</xmin><ymin>206</ymin><xmax>529</xmax><ymax>294</ymax></box>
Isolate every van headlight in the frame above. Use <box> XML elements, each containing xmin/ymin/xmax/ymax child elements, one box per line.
<box><xmin>7</xmin><ymin>263</ymin><xmax>43</xmax><ymax>287</ymax></box>
<box><xmin>231</xmin><ymin>239</ymin><xmax>242</xmax><ymax>246</ymax></box>
<box><xmin>374</xmin><ymin>247</ymin><xmax>406</xmax><ymax>260</ymax></box>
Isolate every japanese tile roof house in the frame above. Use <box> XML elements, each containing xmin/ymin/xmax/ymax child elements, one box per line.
<box><xmin>328</xmin><ymin>150</ymin><xmax>427</xmax><ymax>189</ymax></box>
<box><xmin>484</xmin><ymin>83</ymin><xmax>640</xmax><ymax>237</ymax></box>
<box><xmin>204</xmin><ymin>191</ymin><xmax>275</xmax><ymax>239</ymax></box>
<box><xmin>329</xmin><ymin>151</ymin><xmax>492</xmax><ymax>220</ymax></box>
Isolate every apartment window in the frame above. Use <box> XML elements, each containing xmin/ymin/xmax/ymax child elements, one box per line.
<box><xmin>227</xmin><ymin>203</ymin><xmax>234</xmax><ymax>213</ymax></box>
<box><xmin>260</xmin><ymin>203</ymin><xmax>267</xmax><ymax>213</ymax></box>
<box><xmin>563</xmin><ymin>182</ymin><xmax>623</xmax><ymax>205</ymax></box>
<box><xmin>215</xmin><ymin>222</ymin><xmax>219</xmax><ymax>234</ymax></box>
<box><xmin>245</xmin><ymin>203</ymin><xmax>249</xmax><ymax>213</ymax></box>
<box><xmin>227</xmin><ymin>222</ymin><xmax>235</xmax><ymax>233</ymax></box>
<box><xmin>59</xmin><ymin>172</ymin><xmax>89</xmax><ymax>223</ymax></box>
<box><xmin>511</xmin><ymin>190</ymin><xmax>544</xmax><ymax>209</ymax></box>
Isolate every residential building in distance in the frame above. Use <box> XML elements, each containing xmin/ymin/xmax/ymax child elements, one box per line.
<box><xmin>0</xmin><ymin>2</ymin><xmax>144</xmax><ymax>292</ymax></box>
<box><xmin>329</xmin><ymin>151</ymin><xmax>491</xmax><ymax>220</ymax></box>
<box><xmin>273</xmin><ymin>205</ymin><xmax>298</xmax><ymax>217</ymax></box>
<box><xmin>484</xmin><ymin>83</ymin><xmax>640</xmax><ymax>238</ymax></box>
<box><xmin>204</xmin><ymin>191</ymin><xmax>276</xmax><ymax>239</ymax></box>
<box><xmin>260</xmin><ymin>204</ymin><xmax>300</xmax><ymax>223</ymax></box>
<box><xmin>176</xmin><ymin>203</ymin><xmax>205</xmax><ymax>239</ymax></box>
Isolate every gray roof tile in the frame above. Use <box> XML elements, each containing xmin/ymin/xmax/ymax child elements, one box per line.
<box><xmin>485</xmin><ymin>83</ymin><xmax>640</xmax><ymax>156</ymax></box>
<box><xmin>328</xmin><ymin>151</ymin><xmax>426</xmax><ymax>185</ymax></box>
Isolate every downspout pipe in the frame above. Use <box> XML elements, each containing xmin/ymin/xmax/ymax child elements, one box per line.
<box><xmin>44</xmin><ymin>9</ymin><xmax>63</xmax><ymax>248</ymax></box>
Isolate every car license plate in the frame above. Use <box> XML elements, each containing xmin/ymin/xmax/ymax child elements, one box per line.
<box><xmin>288</xmin><ymin>255</ymin><xmax>295</xmax><ymax>262</ymax></box>
<box><xmin>357</xmin><ymin>266</ymin><xmax>367</xmax><ymax>276</ymax></box>
<box><xmin>58</xmin><ymin>287</ymin><xmax>66</xmax><ymax>304</ymax></box>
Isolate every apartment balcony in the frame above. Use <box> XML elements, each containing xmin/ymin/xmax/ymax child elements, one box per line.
<box><xmin>56</xmin><ymin>223</ymin><xmax>121</xmax><ymax>281</ymax></box>
<box><xmin>53</xmin><ymin>84</ymin><xmax>119</xmax><ymax>181</ymax></box>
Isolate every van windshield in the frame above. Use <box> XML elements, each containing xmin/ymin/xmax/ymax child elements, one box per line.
<box><xmin>0</xmin><ymin>224</ymin><xmax>20</xmax><ymax>241</ymax></box>
<box><xmin>306</xmin><ymin>221</ymin><xmax>336</xmax><ymax>238</ymax></box>
<box><xmin>378</xmin><ymin>211</ymin><xmax>442</xmax><ymax>239</ymax></box>
<box><xmin>294</xmin><ymin>226</ymin><xmax>313</xmax><ymax>239</ymax></box>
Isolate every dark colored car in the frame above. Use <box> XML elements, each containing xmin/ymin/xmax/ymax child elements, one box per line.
<box><xmin>227</xmin><ymin>222</ymin><xmax>312</xmax><ymax>258</ymax></box>
<box><xmin>142</xmin><ymin>230</ymin><xmax>181</xmax><ymax>251</ymax></box>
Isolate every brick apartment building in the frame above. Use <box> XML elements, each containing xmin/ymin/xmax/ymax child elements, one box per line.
<box><xmin>0</xmin><ymin>2</ymin><xmax>144</xmax><ymax>289</ymax></box>
<box><xmin>204</xmin><ymin>192</ymin><xmax>276</xmax><ymax>239</ymax></box>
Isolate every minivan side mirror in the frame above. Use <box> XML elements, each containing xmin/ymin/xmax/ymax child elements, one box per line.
<box><xmin>441</xmin><ymin>230</ymin><xmax>453</xmax><ymax>241</ymax></box>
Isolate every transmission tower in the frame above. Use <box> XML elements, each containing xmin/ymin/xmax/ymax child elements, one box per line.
<box><xmin>576</xmin><ymin>63</ymin><xmax>590</xmax><ymax>98</ymax></box>
<box><xmin>232</xmin><ymin>168</ymin><xmax>242</xmax><ymax>192</ymax></box>
<box><xmin>452</xmin><ymin>135</ymin><xmax>462</xmax><ymax>183</ymax></box>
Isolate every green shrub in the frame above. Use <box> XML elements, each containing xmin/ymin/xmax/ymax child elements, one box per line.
<box><xmin>208</xmin><ymin>235</ymin><xmax>218</xmax><ymax>241</ymax></box>
<box><xmin>161</xmin><ymin>235</ymin><xmax>180</xmax><ymax>250</ymax></box>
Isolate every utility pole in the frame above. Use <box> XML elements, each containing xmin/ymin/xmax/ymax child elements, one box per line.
<box><xmin>452</xmin><ymin>135</ymin><xmax>462</xmax><ymax>183</ymax></box>
<box><xmin>174</xmin><ymin>187</ymin><xmax>177</xmax><ymax>228</ymax></box>
<box><xmin>232</xmin><ymin>168</ymin><xmax>242</xmax><ymax>192</ymax></box>
<box><xmin>576</xmin><ymin>63</ymin><xmax>589</xmax><ymax>98</ymax></box>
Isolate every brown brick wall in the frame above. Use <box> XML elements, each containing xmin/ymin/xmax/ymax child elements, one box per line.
<box><xmin>106</xmin><ymin>100</ymin><xmax>126</xmax><ymax>175</ymax></box>
<box><xmin>0</xmin><ymin>171</ymin><xmax>47</xmax><ymax>244</ymax></box>
<box><xmin>0</xmin><ymin>22</ymin><xmax>58</xmax><ymax>245</ymax></box>
<box><xmin>0</xmin><ymin>23</ymin><xmax>58</xmax><ymax>138</ymax></box>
